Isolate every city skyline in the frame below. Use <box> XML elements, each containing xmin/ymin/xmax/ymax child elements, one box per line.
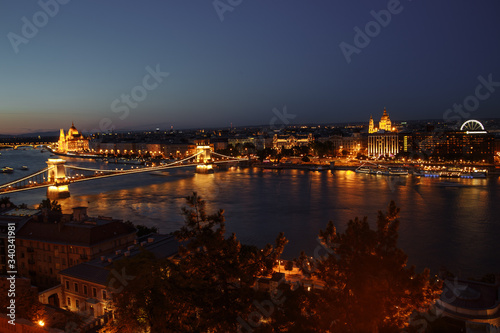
<box><xmin>2</xmin><ymin>1</ymin><xmax>500</xmax><ymax>134</ymax></box>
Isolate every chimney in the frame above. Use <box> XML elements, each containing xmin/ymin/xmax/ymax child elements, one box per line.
<box><xmin>124</xmin><ymin>251</ymin><xmax>130</xmax><ymax>257</ymax></box>
<box><xmin>140</xmin><ymin>241</ymin><xmax>146</xmax><ymax>247</ymax></box>
<box><xmin>107</xmin><ymin>258</ymin><xmax>112</xmax><ymax>263</ymax></box>
<box><xmin>147</xmin><ymin>237</ymin><xmax>154</xmax><ymax>243</ymax></box>
<box><xmin>72</xmin><ymin>207</ymin><xmax>88</xmax><ymax>223</ymax></box>
<box><xmin>127</xmin><ymin>245</ymin><xmax>134</xmax><ymax>251</ymax></box>
<box><xmin>115</xmin><ymin>250</ymin><xmax>121</xmax><ymax>255</ymax></box>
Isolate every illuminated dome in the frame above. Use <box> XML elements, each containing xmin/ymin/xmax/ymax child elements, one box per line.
<box><xmin>67</xmin><ymin>122</ymin><xmax>81</xmax><ymax>138</ymax></box>
<box><xmin>378</xmin><ymin>108</ymin><xmax>392</xmax><ymax>132</ymax></box>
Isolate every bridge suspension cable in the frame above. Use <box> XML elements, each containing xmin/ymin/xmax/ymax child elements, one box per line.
<box><xmin>210</xmin><ymin>151</ymin><xmax>247</xmax><ymax>161</ymax></box>
<box><xmin>64</xmin><ymin>152</ymin><xmax>203</xmax><ymax>174</ymax></box>
<box><xmin>0</xmin><ymin>167</ymin><xmax>51</xmax><ymax>189</ymax></box>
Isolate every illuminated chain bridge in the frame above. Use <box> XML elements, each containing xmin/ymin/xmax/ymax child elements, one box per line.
<box><xmin>0</xmin><ymin>146</ymin><xmax>246</xmax><ymax>198</ymax></box>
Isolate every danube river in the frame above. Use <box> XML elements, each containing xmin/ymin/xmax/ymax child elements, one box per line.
<box><xmin>2</xmin><ymin>149</ymin><xmax>499</xmax><ymax>277</ymax></box>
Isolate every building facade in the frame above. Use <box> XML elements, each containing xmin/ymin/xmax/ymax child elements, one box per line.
<box><xmin>273</xmin><ymin>133</ymin><xmax>313</xmax><ymax>150</ymax></box>
<box><xmin>368</xmin><ymin>133</ymin><xmax>399</xmax><ymax>157</ymax></box>
<box><xmin>399</xmin><ymin>131</ymin><xmax>495</xmax><ymax>162</ymax></box>
<box><xmin>57</xmin><ymin>123</ymin><xmax>89</xmax><ymax>153</ymax></box>
<box><xmin>57</xmin><ymin>234</ymin><xmax>180</xmax><ymax>318</ymax></box>
<box><xmin>16</xmin><ymin>207</ymin><xmax>136</xmax><ymax>290</ymax></box>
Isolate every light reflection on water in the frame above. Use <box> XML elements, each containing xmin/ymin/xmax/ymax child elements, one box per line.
<box><xmin>2</xmin><ymin>149</ymin><xmax>499</xmax><ymax>276</ymax></box>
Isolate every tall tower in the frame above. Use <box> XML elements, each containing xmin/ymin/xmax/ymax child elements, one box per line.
<box><xmin>58</xmin><ymin>129</ymin><xmax>66</xmax><ymax>153</ymax></box>
<box><xmin>369</xmin><ymin>115</ymin><xmax>375</xmax><ymax>133</ymax></box>
<box><xmin>46</xmin><ymin>159</ymin><xmax>70</xmax><ymax>199</ymax></box>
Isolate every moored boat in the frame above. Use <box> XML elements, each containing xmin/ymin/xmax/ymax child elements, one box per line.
<box><xmin>384</xmin><ymin>168</ymin><xmax>409</xmax><ymax>176</ymax></box>
<box><xmin>1</xmin><ymin>167</ymin><xmax>14</xmax><ymax>173</ymax></box>
<box><xmin>355</xmin><ymin>166</ymin><xmax>371</xmax><ymax>174</ymax></box>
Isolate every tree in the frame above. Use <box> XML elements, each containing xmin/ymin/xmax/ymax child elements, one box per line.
<box><xmin>100</xmin><ymin>250</ymin><xmax>185</xmax><ymax>333</ymax></box>
<box><xmin>173</xmin><ymin>192</ymin><xmax>288</xmax><ymax>332</ymax></box>
<box><xmin>104</xmin><ymin>193</ymin><xmax>288</xmax><ymax>332</ymax></box>
<box><xmin>124</xmin><ymin>221</ymin><xmax>159</xmax><ymax>237</ymax></box>
<box><xmin>0</xmin><ymin>196</ymin><xmax>15</xmax><ymax>209</ymax></box>
<box><xmin>38</xmin><ymin>198</ymin><xmax>62</xmax><ymax>223</ymax></box>
<box><xmin>295</xmin><ymin>202</ymin><xmax>442</xmax><ymax>333</ymax></box>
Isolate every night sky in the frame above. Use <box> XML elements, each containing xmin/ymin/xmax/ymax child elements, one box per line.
<box><xmin>1</xmin><ymin>1</ymin><xmax>500</xmax><ymax>134</ymax></box>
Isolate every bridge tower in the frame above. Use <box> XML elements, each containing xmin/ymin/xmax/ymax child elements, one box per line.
<box><xmin>195</xmin><ymin>145</ymin><xmax>214</xmax><ymax>173</ymax></box>
<box><xmin>46</xmin><ymin>159</ymin><xmax>70</xmax><ymax>199</ymax></box>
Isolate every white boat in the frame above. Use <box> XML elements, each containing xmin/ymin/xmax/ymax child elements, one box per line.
<box><xmin>414</xmin><ymin>170</ymin><xmax>440</xmax><ymax>177</ymax></box>
<box><xmin>20</xmin><ymin>166</ymin><xmax>29</xmax><ymax>170</ymax></box>
<box><xmin>355</xmin><ymin>166</ymin><xmax>371</xmax><ymax>174</ymax></box>
<box><xmin>461</xmin><ymin>171</ymin><xmax>487</xmax><ymax>179</ymax></box>
<box><xmin>384</xmin><ymin>168</ymin><xmax>409</xmax><ymax>176</ymax></box>
<box><xmin>1</xmin><ymin>167</ymin><xmax>14</xmax><ymax>173</ymax></box>
<box><xmin>471</xmin><ymin>171</ymin><xmax>487</xmax><ymax>178</ymax></box>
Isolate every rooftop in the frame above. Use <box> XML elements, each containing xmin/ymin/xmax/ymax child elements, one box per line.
<box><xmin>59</xmin><ymin>234</ymin><xmax>180</xmax><ymax>285</ymax></box>
<box><xmin>16</xmin><ymin>219</ymin><xmax>136</xmax><ymax>246</ymax></box>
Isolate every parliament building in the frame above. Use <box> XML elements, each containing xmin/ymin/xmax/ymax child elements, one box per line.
<box><xmin>57</xmin><ymin>123</ymin><xmax>89</xmax><ymax>154</ymax></box>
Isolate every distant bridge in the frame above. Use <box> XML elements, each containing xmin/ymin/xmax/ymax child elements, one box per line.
<box><xmin>0</xmin><ymin>141</ymin><xmax>55</xmax><ymax>150</ymax></box>
<box><xmin>0</xmin><ymin>146</ymin><xmax>246</xmax><ymax>198</ymax></box>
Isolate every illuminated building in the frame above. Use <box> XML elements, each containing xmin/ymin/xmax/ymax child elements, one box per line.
<box><xmin>367</xmin><ymin>108</ymin><xmax>398</xmax><ymax>156</ymax></box>
<box><xmin>328</xmin><ymin>134</ymin><xmax>367</xmax><ymax>155</ymax></box>
<box><xmin>369</xmin><ymin>115</ymin><xmax>375</xmax><ymax>134</ymax></box>
<box><xmin>369</xmin><ymin>108</ymin><xmax>394</xmax><ymax>134</ymax></box>
<box><xmin>378</xmin><ymin>108</ymin><xmax>392</xmax><ymax>132</ymax></box>
<box><xmin>368</xmin><ymin>133</ymin><xmax>399</xmax><ymax>157</ymax></box>
<box><xmin>57</xmin><ymin>123</ymin><xmax>89</xmax><ymax>153</ymax></box>
<box><xmin>273</xmin><ymin>133</ymin><xmax>313</xmax><ymax>150</ymax></box>
<box><xmin>399</xmin><ymin>120</ymin><xmax>494</xmax><ymax>162</ymax></box>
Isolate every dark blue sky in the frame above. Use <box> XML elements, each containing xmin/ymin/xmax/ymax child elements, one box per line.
<box><xmin>1</xmin><ymin>1</ymin><xmax>500</xmax><ymax>134</ymax></box>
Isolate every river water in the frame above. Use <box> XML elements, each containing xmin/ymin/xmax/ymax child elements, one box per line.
<box><xmin>1</xmin><ymin>149</ymin><xmax>499</xmax><ymax>277</ymax></box>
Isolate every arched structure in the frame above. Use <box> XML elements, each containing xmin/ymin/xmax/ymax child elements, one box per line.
<box><xmin>460</xmin><ymin>120</ymin><xmax>487</xmax><ymax>134</ymax></box>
